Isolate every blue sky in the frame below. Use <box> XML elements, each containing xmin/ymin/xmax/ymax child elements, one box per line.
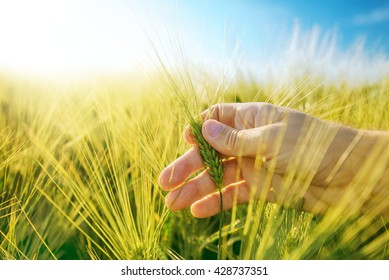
<box><xmin>0</xmin><ymin>0</ymin><xmax>388</xmax><ymax>80</ymax></box>
<box><xmin>280</xmin><ymin>0</ymin><xmax>389</xmax><ymax>51</ymax></box>
<box><xmin>175</xmin><ymin>0</ymin><xmax>389</xmax><ymax>56</ymax></box>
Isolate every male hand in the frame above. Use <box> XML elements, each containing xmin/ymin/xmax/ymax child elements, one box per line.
<box><xmin>159</xmin><ymin>103</ymin><xmax>384</xmax><ymax>217</ymax></box>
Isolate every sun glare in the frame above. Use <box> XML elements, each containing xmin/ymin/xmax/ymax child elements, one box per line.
<box><xmin>0</xmin><ymin>0</ymin><xmax>153</xmax><ymax>78</ymax></box>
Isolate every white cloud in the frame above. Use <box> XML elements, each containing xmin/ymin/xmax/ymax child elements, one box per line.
<box><xmin>352</xmin><ymin>7</ymin><xmax>389</xmax><ymax>25</ymax></box>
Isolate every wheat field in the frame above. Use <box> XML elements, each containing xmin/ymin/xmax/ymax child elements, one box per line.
<box><xmin>1</xmin><ymin>65</ymin><xmax>388</xmax><ymax>260</ymax></box>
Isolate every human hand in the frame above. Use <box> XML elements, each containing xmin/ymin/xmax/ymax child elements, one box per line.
<box><xmin>159</xmin><ymin>103</ymin><xmax>382</xmax><ymax>218</ymax></box>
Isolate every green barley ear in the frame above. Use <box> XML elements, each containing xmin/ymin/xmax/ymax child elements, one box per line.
<box><xmin>190</xmin><ymin>119</ymin><xmax>224</xmax><ymax>259</ymax></box>
<box><xmin>190</xmin><ymin>120</ymin><xmax>224</xmax><ymax>188</ymax></box>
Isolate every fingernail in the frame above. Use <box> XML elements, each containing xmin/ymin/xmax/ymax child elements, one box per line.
<box><xmin>205</xmin><ymin>120</ymin><xmax>223</xmax><ymax>138</ymax></box>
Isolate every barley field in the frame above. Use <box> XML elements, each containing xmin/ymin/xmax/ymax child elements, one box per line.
<box><xmin>1</xmin><ymin>62</ymin><xmax>389</xmax><ymax>260</ymax></box>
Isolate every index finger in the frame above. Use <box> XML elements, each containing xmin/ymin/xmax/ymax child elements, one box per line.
<box><xmin>185</xmin><ymin>102</ymin><xmax>285</xmax><ymax>144</ymax></box>
<box><xmin>159</xmin><ymin>147</ymin><xmax>205</xmax><ymax>190</ymax></box>
<box><xmin>201</xmin><ymin>102</ymin><xmax>286</xmax><ymax>127</ymax></box>
<box><xmin>200</xmin><ymin>103</ymin><xmax>238</xmax><ymax>127</ymax></box>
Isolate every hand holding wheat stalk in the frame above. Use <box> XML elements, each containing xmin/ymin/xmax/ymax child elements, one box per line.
<box><xmin>161</xmin><ymin>102</ymin><xmax>389</xmax><ymax>227</ymax></box>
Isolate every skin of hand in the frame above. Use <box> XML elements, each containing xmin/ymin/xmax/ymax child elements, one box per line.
<box><xmin>159</xmin><ymin>102</ymin><xmax>389</xmax><ymax>218</ymax></box>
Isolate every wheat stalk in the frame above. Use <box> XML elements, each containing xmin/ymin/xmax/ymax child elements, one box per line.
<box><xmin>190</xmin><ymin>119</ymin><xmax>224</xmax><ymax>259</ymax></box>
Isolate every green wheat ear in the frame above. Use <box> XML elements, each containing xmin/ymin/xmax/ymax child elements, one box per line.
<box><xmin>190</xmin><ymin>119</ymin><xmax>224</xmax><ymax>259</ymax></box>
<box><xmin>190</xmin><ymin>120</ymin><xmax>224</xmax><ymax>188</ymax></box>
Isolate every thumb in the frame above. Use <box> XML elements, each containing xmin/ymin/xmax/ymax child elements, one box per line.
<box><xmin>202</xmin><ymin>119</ymin><xmax>277</xmax><ymax>157</ymax></box>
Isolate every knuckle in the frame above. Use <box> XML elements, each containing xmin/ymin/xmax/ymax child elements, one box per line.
<box><xmin>258</xmin><ymin>103</ymin><xmax>272</xmax><ymax>115</ymax></box>
<box><xmin>215</xmin><ymin>103</ymin><xmax>226</xmax><ymax>121</ymax></box>
<box><xmin>225</xmin><ymin>128</ymin><xmax>240</xmax><ymax>153</ymax></box>
<box><xmin>257</xmin><ymin>102</ymin><xmax>271</xmax><ymax>110</ymax></box>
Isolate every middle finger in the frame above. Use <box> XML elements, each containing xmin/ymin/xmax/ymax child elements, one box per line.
<box><xmin>165</xmin><ymin>158</ymin><xmax>244</xmax><ymax>211</ymax></box>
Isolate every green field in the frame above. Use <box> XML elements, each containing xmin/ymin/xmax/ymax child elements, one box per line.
<box><xmin>0</xmin><ymin>70</ymin><xmax>389</xmax><ymax>260</ymax></box>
